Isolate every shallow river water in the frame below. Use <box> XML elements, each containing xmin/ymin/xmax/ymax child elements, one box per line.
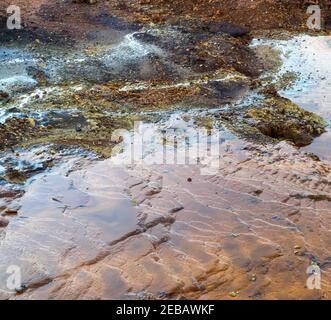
<box><xmin>253</xmin><ymin>35</ymin><xmax>331</xmax><ymax>160</ymax></box>
<box><xmin>1</xmin><ymin>33</ymin><xmax>331</xmax><ymax>300</ymax></box>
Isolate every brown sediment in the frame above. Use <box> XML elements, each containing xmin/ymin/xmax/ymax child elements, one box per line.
<box><xmin>0</xmin><ymin>117</ymin><xmax>43</xmax><ymax>150</ymax></box>
<box><xmin>1</xmin><ymin>0</ymin><xmax>330</xmax><ymax>42</ymax></box>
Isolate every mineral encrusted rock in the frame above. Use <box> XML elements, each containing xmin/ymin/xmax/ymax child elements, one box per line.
<box><xmin>245</xmin><ymin>97</ymin><xmax>327</xmax><ymax>147</ymax></box>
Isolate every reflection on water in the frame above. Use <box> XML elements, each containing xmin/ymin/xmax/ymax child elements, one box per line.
<box><xmin>270</xmin><ymin>35</ymin><xmax>331</xmax><ymax>160</ymax></box>
<box><xmin>1</xmin><ymin>33</ymin><xmax>331</xmax><ymax>300</ymax></box>
<box><xmin>107</xmin><ymin>113</ymin><xmax>244</xmax><ymax>173</ymax></box>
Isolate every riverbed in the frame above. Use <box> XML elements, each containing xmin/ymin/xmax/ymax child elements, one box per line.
<box><xmin>1</xmin><ymin>25</ymin><xmax>331</xmax><ymax>300</ymax></box>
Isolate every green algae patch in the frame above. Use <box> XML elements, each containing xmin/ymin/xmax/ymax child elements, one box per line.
<box><xmin>220</xmin><ymin>116</ymin><xmax>271</xmax><ymax>145</ymax></box>
<box><xmin>0</xmin><ymin>117</ymin><xmax>41</xmax><ymax>150</ymax></box>
<box><xmin>244</xmin><ymin>97</ymin><xmax>327</xmax><ymax>147</ymax></box>
<box><xmin>274</xmin><ymin>71</ymin><xmax>299</xmax><ymax>90</ymax></box>
<box><xmin>193</xmin><ymin>116</ymin><xmax>214</xmax><ymax>130</ymax></box>
<box><xmin>0</xmin><ymin>109</ymin><xmax>155</xmax><ymax>158</ymax></box>
<box><xmin>254</xmin><ymin>45</ymin><xmax>282</xmax><ymax>72</ymax></box>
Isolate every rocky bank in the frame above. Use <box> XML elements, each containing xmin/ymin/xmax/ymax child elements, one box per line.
<box><xmin>0</xmin><ymin>0</ymin><xmax>330</xmax><ymax>300</ymax></box>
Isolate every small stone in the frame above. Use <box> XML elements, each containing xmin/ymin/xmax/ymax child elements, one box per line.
<box><xmin>168</xmin><ymin>205</ymin><xmax>184</xmax><ymax>213</ymax></box>
<box><xmin>75</xmin><ymin>124</ymin><xmax>82</xmax><ymax>132</ymax></box>
<box><xmin>253</xmin><ymin>189</ymin><xmax>263</xmax><ymax>196</ymax></box>
<box><xmin>0</xmin><ymin>216</ymin><xmax>10</xmax><ymax>227</ymax></box>
<box><xmin>1</xmin><ymin>209</ymin><xmax>18</xmax><ymax>216</ymax></box>
<box><xmin>250</xmin><ymin>274</ymin><xmax>257</xmax><ymax>282</ymax></box>
<box><xmin>228</xmin><ymin>291</ymin><xmax>239</xmax><ymax>297</ymax></box>
<box><xmin>15</xmin><ymin>285</ymin><xmax>27</xmax><ymax>294</ymax></box>
<box><xmin>110</xmin><ymin>135</ymin><xmax>124</xmax><ymax>144</ymax></box>
<box><xmin>0</xmin><ymin>90</ymin><xmax>10</xmax><ymax>103</ymax></box>
<box><xmin>27</xmin><ymin>118</ymin><xmax>36</xmax><ymax>128</ymax></box>
<box><xmin>7</xmin><ymin>107</ymin><xmax>20</xmax><ymax>113</ymax></box>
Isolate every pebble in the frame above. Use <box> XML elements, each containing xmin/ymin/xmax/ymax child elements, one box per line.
<box><xmin>75</xmin><ymin>124</ymin><xmax>82</xmax><ymax>132</ymax></box>
<box><xmin>27</xmin><ymin>118</ymin><xmax>36</xmax><ymax>128</ymax></box>
<box><xmin>250</xmin><ymin>274</ymin><xmax>257</xmax><ymax>282</ymax></box>
<box><xmin>0</xmin><ymin>216</ymin><xmax>10</xmax><ymax>228</ymax></box>
<box><xmin>168</xmin><ymin>205</ymin><xmax>184</xmax><ymax>213</ymax></box>
<box><xmin>228</xmin><ymin>291</ymin><xmax>239</xmax><ymax>297</ymax></box>
<box><xmin>1</xmin><ymin>209</ymin><xmax>18</xmax><ymax>216</ymax></box>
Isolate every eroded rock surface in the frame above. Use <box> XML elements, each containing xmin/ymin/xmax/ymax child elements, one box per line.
<box><xmin>0</xmin><ymin>141</ymin><xmax>330</xmax><ymax>300</ymax></box>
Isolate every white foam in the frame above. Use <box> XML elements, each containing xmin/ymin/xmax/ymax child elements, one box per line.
<box><xmin>102</xmin><ymin>32</ymin><xmax>164</xmax><ymax>67</ymax></box>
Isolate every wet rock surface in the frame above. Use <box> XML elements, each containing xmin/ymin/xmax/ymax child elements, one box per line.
<box><xmin>245</xmin><ymin>97</ymin><xmax>326</xmax><ymax>147</ymax></box>
<box><xmin>0</xmin><ymin>0</ymin><xmax>331</xmax><ymax>300</ymax></box>
<box><xmin>222</xmin><ymin>95</ymin><xmax>327</xmax><ymax>147</ymax></box>
<box><xmin>1</xmin><ymin>0</ymin><xmax>327</xmax><ymax>39</ymax></box>
<box><xmin>0</xmin><ymin>141</ymin><xmax>330</xmax><ymax>300</ymax></box>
